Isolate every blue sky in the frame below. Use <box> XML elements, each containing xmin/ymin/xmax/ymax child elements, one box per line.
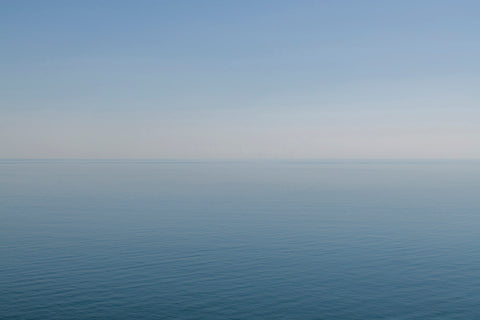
<box><xmin>2</xmin><ymin>0</ymin><xmax>479</xmax><ymax>159</ymax></box>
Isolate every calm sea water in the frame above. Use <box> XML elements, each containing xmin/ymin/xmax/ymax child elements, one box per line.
<box><xmin>1</xmin><ymin>160</ymin><xmax>480</xmax><ymax>319</ymax></box>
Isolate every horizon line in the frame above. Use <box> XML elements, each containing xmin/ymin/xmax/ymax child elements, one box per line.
<box><xmin>1</xmin><ymin>158</ymin><xmax>480</xmax><ymax>162</ymax></box>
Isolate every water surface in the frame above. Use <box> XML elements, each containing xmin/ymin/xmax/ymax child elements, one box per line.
<box><xmin>1</xmin><ymin>160</ymin><xmax>480</xmax><ymax>319</ymax></box>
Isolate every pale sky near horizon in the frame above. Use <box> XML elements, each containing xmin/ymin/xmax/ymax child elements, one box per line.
<box><xmin>2</xmin><ymin>0</ymin><xmax>480</xmax><ymax>159</ymax></box>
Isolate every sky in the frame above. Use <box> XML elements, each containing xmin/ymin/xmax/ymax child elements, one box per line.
<box><xmin>1</xmin><ymin>0</ymin><xmax>479</xmax><ymax>159</ymax></box>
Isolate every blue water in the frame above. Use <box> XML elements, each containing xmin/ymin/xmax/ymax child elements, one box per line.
<box><xmin>1</xmin><ymin>160</ymin><xmax>480</xmax><ymax>319</ymax></box>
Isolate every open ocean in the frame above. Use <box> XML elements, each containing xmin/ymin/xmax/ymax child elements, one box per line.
<box><xmin>1</xmin><ymin>160</ymin><xmax>480</xmax><ymax>319</ymax></box>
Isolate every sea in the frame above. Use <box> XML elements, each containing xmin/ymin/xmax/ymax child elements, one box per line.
<box><xmin>1</xmin><ymin>160</ymin><xmax>480</xmax><ymax>319</ymax></box>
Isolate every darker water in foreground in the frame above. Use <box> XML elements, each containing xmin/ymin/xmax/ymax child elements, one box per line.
<box><xmin>1</xmin><ymin>160</ymin><xmax>480</xmax><ymax>319</ymax></box>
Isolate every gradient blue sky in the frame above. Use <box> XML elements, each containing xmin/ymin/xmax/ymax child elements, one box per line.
<box><xmin>2</xmin><ymin>0</ymin><xmax>479</xmax><ymax>159</ymax></box>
